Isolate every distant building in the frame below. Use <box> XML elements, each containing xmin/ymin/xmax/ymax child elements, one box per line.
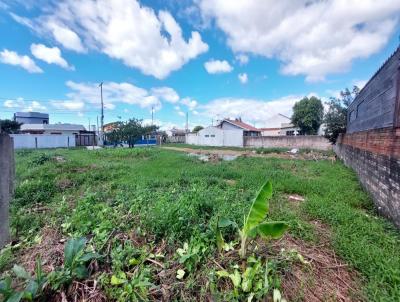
<box><xmin>166</xmin><ymin>127</ymin><xmax>187</xmax><ymax>137</ymax></box>
<box><xmin>217</xmin><ymin>118</ymin><xmax>261</xmax><ymax>136</ymax></box>
<box><xmin>14</xmin><ymin>112</ymin><xmax>49</xmax><ymax>124</ymax></box>
<box><xmin>20</xmin><ymin>123</ymin><xmax>86</xmax><ymax>136</ymax></box>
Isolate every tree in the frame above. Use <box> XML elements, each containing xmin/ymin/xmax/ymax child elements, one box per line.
<box><xmin>291</xmin><ymin>96</ymin><xmax>324</xmax><ymax>135</ymax></box>
<box><xmin>0</xmin><ymin>119</ymin><xmax>21</xmax><ymax>134</ymax></box>
<box><xmin>192</xmin><ymin>125</ymin><xmax>204</xmax><ymax>133</ymax></box>
<box><xmin>105</xmin><ymin>118</ymin><xmax>158</xmax><ymax>147</ymax></box>
<box><xmin>324</xmin><ymin>86</ymin><xmax>359</xmax><ymax>144</ymax></box>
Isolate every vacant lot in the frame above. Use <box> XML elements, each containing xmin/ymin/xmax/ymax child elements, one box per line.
<box><xmin>1</xmin><ymin>147</ymin><xmax>399</xmax><ymax>301</ymax></box>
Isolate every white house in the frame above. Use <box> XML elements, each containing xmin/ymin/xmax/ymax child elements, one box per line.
<box><xmin>20</xmin><ymin>123</ymin><xmax>86</xmax><ymax>136</ymax></box>
<box><xmin>217</xmin><ymin>118</ymin><xmax>261</xmax><ymax>136</ymax></box>
<box><xmin>186</xmin><ymin>126</ymin><xmax>244</xmax><ymax>147</ymax></box>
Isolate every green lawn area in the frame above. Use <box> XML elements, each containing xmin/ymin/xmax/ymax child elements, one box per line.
<box><xmin>1</xmin><ymin>147</ymin><xmax>399</xmax><ymax>301</ymax></box>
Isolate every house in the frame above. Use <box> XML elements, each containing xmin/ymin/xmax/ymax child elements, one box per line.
<box><xmin>186</xmin><ymin>126</ymin><xmax>243</xmax><ymax>147</ymax></box>
<box><xmin>166</xmin><ymin>127</ymin><xmax>187</xmax><ymax>137</ymax></box>
<box><xmin>14</xmin><ymin>112</ymin><xmax>49</xmax><ymax>124</ymax></box>
<box><xmin>20</xmin><ymin>123</ymin><xmax>86</xmax><ymax>136</ymax></box>
<box><xmin>259</xmin><ymin>114</ymin><xmax>302</xmax><ymax>136</ymax></box>
<box><xmin>217</xmin><ymin>118</ymin><xmax>261</xmax><ymax>136</ymax></box>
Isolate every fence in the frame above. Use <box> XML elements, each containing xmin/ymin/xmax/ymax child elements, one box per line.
<box><xmin>244</xmin><ymin>135</ymin><xmax>331</xmax><ymax>150</ymax></box>
<box><xmin>75</xmin><ymin>134</ymin><xmax>97</xmax><ymax>146</ymax></box>
<box><xmin>10</xmin><ymin>134</ymin><xmax>76</xmax><ymax>149</ymax></box>
<box><xmin>167</xmin><ymin>136</ymin><xmax>186</xmax><ymax>143</ymax></box>
<box><xmin>0</xmin><ymin>134</ymin><xmax>14</xmax><ymax>248</ymax></box>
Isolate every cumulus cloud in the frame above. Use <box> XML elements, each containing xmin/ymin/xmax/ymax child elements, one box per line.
<box><xmin>180</xmin><ymin>97</ymin><xmax>198</xmax><ymax>110</ymax></box>
<box><xmin>30</xmin><ymin>43</ymin><xmax>73</xmax><ymax>70</ymax></box>
<box><xmin>204</xmin><ymin>59</ymin><xmax>233</xmax><ymax>74</ymax></box>
<box><xmin>0</xmin><ymin>49</ymin><xmax>42</xmax><ymax>73</ymax></box>
<box><xmin>151</xmin><ymin>87</ymin><xmax>179</xmax><ymax>103</ymax></box>
<box><xmin>235</xmin><ymin>54</ymin><xmax>249</xmax><ymax>65</ymax></box>
<box><xmin>3</xmin><ymin>98</ymin><xmax>46</xmax><ymax>111</ymax></box>
<box><xmin>12</xmin><ymin>0</ymin><xmax>208</xmax><ymax>79</ymax></box>
<box><xmin>238</xmin><ymin>73</ymin><xmax>248</xmax><ymax>84</ymax></box>
<box><xmin>201</xmin><ymin>95</ymin><xmax>312</xmax><ymax>127</ymax></box>
<box><xmin>200</xmin><ymin>0</ymin><xmax>400</xmax><ymax>81</ymax></box>
<box><xmin>50</xmin><ymin>81</ymin><xmax>184</xmax><ymax>113</ymax></box>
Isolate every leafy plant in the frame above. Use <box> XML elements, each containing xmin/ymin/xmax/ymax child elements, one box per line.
<box><xmin>215</xmin><ymin>256</ymin><xmax>282</xmax><ymax>300</ymax></box>
<box><xmin>106</xmin><ymin>268</ymin><xmax>153</xmax><ymax>301</ymax></box>
<box><xmin>0</xmin><ymin>257</ymin><xmax>47</xmax><ymax>302</ymax></box>
<box><xmin>239</xmin><ymin>181</ymin><xmax>288</xmax><ymax>257</ymax></box>
<box><xmin>48</xmin><ymin>237</ymin><xmax>100</xmax><ymax>290</ymax></box>
<box><xmin>218</xmin><ymin>181</ymin><xmax>288</xmax><ymax>258</ymax></box>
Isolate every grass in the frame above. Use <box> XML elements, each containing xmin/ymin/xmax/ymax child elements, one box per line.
<box><xmin>1</xmin><ymin>147</ymin><xmax>399</xmax><ymax>301</ymax></box>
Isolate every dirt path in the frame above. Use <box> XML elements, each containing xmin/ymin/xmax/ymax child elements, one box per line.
<box><xmin>161</xmin><ymin>146</ymin><xmax>323</xmax><ymax>160</ymax></box>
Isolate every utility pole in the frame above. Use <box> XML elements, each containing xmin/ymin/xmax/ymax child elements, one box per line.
<box><xmin>186</xmin><ymin>111</ymin><xmax>189</xmax><ymax>133</ymax></box>
<box><xmin>151</xmin><ymin>106</ymin><xmax>154</xmax><ymax>126</ymax></box>
<box><xmin>88</xmin><ymin>118</ymin><xmax>91</xmax><ymax>131</ymax></box>
<box><xmin>99</xmin><ymin>82</ymin><xmax>104</xmax><ymax>145</ymax></box>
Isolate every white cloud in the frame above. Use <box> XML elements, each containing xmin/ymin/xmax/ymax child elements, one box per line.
<box><xmin>181</xmin><ymin>97</ymin><xmax>198</xmax><ymax>110</ymax></box>
<box><xmin>200</xmin><ymin>0</ymin><xmax>400</xmax><ymax>81</ymax></box>
<box><xmin>238</xmin><ymin>73</ymin><xmax>248</xmax><ymax>84</ymax></box>
<box><xmin>235</xmin><ymin>54</ymin><xmax>249</xmax><ymax>65</ymax></box>
<box><xmin>151</xmin><ymin>87</ymin><xmax>179</xmax><ymax>103</ymax></box>
<box><xmin>177</xmin><ymin>111</ymin><xmax>185</xmax><ymax>117</ymax></box>
<box><xmin>30</xmin><ymin>44</ymin><xmax>74</xmax><ymax>70</ymax></box>
<box><xmin>201</xmin><ymin>95</ymin><xmax>314</xmax><ymax>127</ymax></box>
<box><xmin>0</xmin><ymin>49</ymin><xmax>43</xmax><ymax>73</ymax></box>
<box><xmin>353</xmin><ymin>79</ymin><xmax>368</xmax><ymax>89</ymax></box>
<box><xmin>204</xmin><ymin>59</ymin><xmax>233</xmax><ymax>74</ymax></box>
<box><xmin>13</xmin><ymin>0</ymin><xmax>208</xmax><ymax>79</ymax></box>
<box><xmin>3</xmin><ymin>98</ymin><xmax>46</xmax><ymax>111</ymax></box>
<box><xmin>51</xmin><ymin>100</ymin><xmax>85</xmax><ymax>110</ymax></box>
<box><xmin>50</xmin><ymin>81</ymin><xmax>183</xmax><ymax>113</ymax></box>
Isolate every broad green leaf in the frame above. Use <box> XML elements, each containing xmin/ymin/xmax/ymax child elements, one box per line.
<box><xmin>24</xmin><ymin>280</ymin><xmax>38</xmax><ymax>298</ymax></box>
<box><xmin>79</xmin><ymin>252</ymin><xmax>100</xmax><ymax>262</ymax></box>
<box><xmin>218</xmin><ymin>217</ymin><xmax>236</xmax><ymax>228</ymax></box>
<box><xmin>64</xmin><ymin>237</ymin><xmax>87</xmax><ymax>268</ymax></box>
<box><xmin>216</xmin><ymin>270</ymin><xmax>230</xmax><ymax>278</ymax></box>
<box><xmin>176</xmin><ymin>269</ymin><xmax>185</xmax><ymax>280</ymax></box>
<box><xmin>229</xmin><ymin>270</ymin><xmax>241</xmax><ymax>288</ymax></box>
<box><xmin>7</xmin><ymin>291</ymin><xmax>24</xmax><ymax>302</ymax></box>
<box><xmin>256</xmin><ymin>222</ymin><xmax>289</xmax><ymax>239</ymax></box>
<box><xmin>243</xmin><ymin>181</ymin><xmax>272</xmax><ymax>234</ymax></box>
<box><xmin>111</xmin><ymin>274</ymin><xmax>126</xmax><ymax>285</ymax></box>
<box><xmin>216</xmin><ymin>228</ymin><xmax>224</xmax><ymax>252</ymax></box>
<box><xmin>12</xmin><ymin>265</ymin><xmax>31</xmax><ymax>280</ymax></box>
<box><xmin>74</xmin><ymin>265</ymin><xmax>88</xmax><ymax>279</ymax></box>
<box><xmin>0</xmin><ymin>276</ymin><xmax>12</xmax><ymax>293</ymax></box>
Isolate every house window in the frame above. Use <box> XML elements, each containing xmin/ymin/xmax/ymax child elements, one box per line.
<box><xmin>210</xmin><ymin>134</ymin><xmax>215</xmax><ymax>137</ymax></box>
<box><xmin>286</xmin><ymin>130</ymin><xmax>295</xmax><ymax>136</ymax></box>
<box><xmin>50</xmin><ymin>132</ymin><xmax>62</xmax><ymax>135</ymax></box>
<box><xmin>205</xmin><ymin>135</ymin><xmax>209</xmax><ymax>137</ymax></box>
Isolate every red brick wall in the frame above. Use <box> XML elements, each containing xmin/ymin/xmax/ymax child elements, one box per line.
<box><xmin>335</xmin><ymin>127</ymin><xmax>400</xmax><ymax>228</ymax></box>
<box><xmin>337</xmin><ymin>127</ymin><xmax>400</xmax><ymax>159</ymax></box>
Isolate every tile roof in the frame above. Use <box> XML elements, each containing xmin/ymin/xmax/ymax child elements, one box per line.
<box><xmin>223</xmin><ymin>119</ymin><xmax>260</xmax><ymax>131</ymax></box>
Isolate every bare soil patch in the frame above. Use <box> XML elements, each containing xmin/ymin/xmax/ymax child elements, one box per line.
<box><xmin>279</xmin><ymin>235</ymin><xmax>364</xmax><ymax>302</ymax></box>
<box><xmin>19</xmin><ymin>227</ymin><xmax>65</xmax><ymax>274</ymax></box>
<box><xmin>162</xmin><ymin>146</ymin><xmax>333</xmax><ymax>161</ymax></box>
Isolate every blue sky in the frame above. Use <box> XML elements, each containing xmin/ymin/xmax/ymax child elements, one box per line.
<box><xmin>0</xmin><ymin>0</ymin><xmax>399</xmax><ymax>130</ymax></box>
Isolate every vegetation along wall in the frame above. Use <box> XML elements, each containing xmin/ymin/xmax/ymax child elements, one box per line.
<box><xmin>335</xmin><ymin>127</ymin><xmax>400</xmax><ymax>228</ymax></box>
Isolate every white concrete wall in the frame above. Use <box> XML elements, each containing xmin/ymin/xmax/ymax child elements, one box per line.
<box><xmin>261</xmin><ymin>129</ymin><xmax>280</xmax><ymax>136</ymax></box>
<box><xmin>10</xmin><ymin>134</ymin><xmax>76</xmax><ymax>149</ymax></box>
<box><xmin>186</xmin><ymin>127</ymin><xmax>243</xmax><ymax>147</ymax></box>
